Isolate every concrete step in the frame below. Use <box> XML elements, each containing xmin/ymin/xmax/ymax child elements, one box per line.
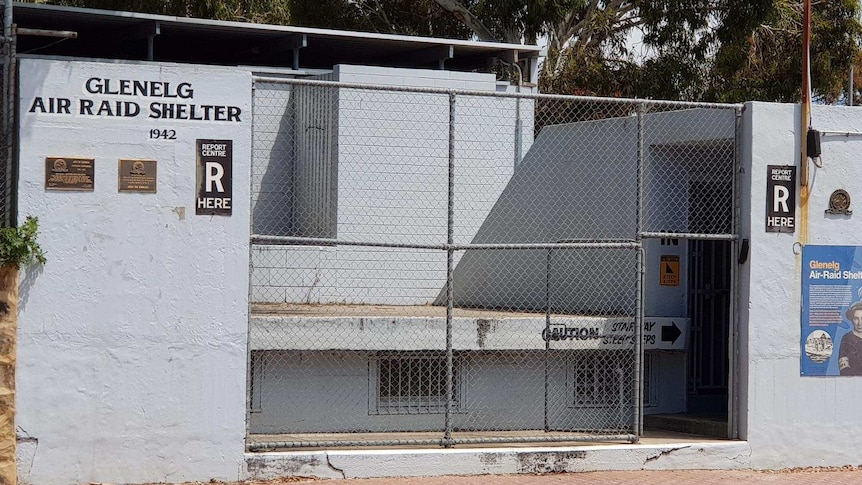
<box><xmin>643</xmin><ymin>414</ymin><xmax>727</xmax><ymax>439</ymax></box>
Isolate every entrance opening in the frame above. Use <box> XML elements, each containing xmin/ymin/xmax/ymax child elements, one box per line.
<box><xmin>687</xmin><ymin>239</ymin><xmax>731</xmax><ymax>415</ymax></box>
<box><xmin>646</xmin><ymin>239</ymin><xmax>731</xmax><ymax>438</ymax></box>
<box><xmin>644</xmin><ymin>154</ymin><xmax>735</xmax><ymax>439</ymax></box>
<box><xmin>686</xmin><ymin>174</ymin><xmax>733</xmax><ymax>420</ymax></box>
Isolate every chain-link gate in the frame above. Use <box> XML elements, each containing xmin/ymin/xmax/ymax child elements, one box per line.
<box><xmin>247</xmin><ymin>77</ymin><xmax>741</xmax><ymax>450</ymax></box>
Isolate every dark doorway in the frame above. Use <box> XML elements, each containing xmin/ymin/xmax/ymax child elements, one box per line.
<box><xmin>687</xmin><ymin>238</ymin><xmax>731</xmax><ymax>415</ymax></box>
<box><xmin>643</xmin><ymin>147</ymin><xmax>735</xmax><ymax>439</ymax></box>
<box><xmin>685</xmin><ymin>171</ymin><xmax>733</xmax><ymax>422</ymax></box>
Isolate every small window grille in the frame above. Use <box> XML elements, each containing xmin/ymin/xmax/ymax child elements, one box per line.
<box><xmin>569</xmin><ymin>351</ymin><xmax>630</xmax><ymax>408</ymax></box>
<box><xmin>249</xmin><ymin>350</ymin><xmax>265</xmax><ymax>413</ymax></box>
<box><xmin>370</xmin><ymin>353</ymin><xmax>461</xmax><ymax>415</ymax></box>
<box><xmin>643</xmin><ymin>352</ymin><xmax>658</xmax><ymax>407</ymax></box>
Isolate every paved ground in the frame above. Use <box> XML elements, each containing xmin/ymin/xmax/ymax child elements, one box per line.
<box><xmin>161</xmin><ymin>467</ymin><xmax>862</xmax><ymax>485</ymax></box>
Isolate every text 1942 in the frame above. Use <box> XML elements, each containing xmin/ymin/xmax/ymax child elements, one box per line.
<box><xmin>149</xmin><ymin>129</ymin><xmax>177</xmax><ymax>140</ymax></box>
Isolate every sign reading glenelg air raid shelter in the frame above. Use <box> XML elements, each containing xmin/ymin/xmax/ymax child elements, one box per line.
<box><xmin>196</xmin><ymin>139</ymin><xmax>232</xmax><ymax>215</ymax></box>
<box><xmin>766</xmin><ymin>165</ymin><xmax>796</xmax><ymax>233</ymax></box>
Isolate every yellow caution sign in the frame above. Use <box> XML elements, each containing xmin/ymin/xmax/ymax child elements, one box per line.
<box><xmin>660</xmin><ymin>255</ymin><xmax>680</xmax><ymax>286</ymax></box>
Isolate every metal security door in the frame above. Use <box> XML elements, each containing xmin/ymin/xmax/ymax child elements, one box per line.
<box><xmin>687</xmin><ymin>177</ymin><xmax>732</xmax><ymax>415</ymax></box>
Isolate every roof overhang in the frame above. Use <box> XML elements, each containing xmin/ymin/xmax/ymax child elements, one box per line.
<box><xmin>12</xmin><ymin>2</ymin><xmax>542</xmax><ymax>75</ymax></box>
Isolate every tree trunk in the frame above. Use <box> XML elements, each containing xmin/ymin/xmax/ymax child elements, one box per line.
<box><xmin>431</xmin><ymin>0</ymin><xmax>498</xmax><ymax>41</ymax></box>
<box><xmin>0</xmin><ymin>265</ymin><xmax>17</xmax><ymax>485</ymax></box>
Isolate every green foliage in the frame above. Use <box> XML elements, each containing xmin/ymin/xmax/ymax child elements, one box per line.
<box><xmin>707</xmin><ymin>0</ymin><xmax>862</xmax><ymax>103</ymax></box>
<box><xmin>288</xmin><ymin>0</ymin><xmax>471</xmax><ymax>38</ymax></box>
<box><xmin>540</xmin><ymin>0</ymin><xmax>862</xmax><ymax>103</ymax></box>
<box><xmin>24</xmin><ymin>0</ymin><xmax>862</xmax><ymax>104</ymax></box>
<box><xmin>0</xmin><ymin>216</ymin><xmax>46</xmax><ymax>269</ymax></box>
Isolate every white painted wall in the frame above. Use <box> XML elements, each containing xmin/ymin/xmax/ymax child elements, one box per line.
<box><xmin>248</xmin><ymin>313</ymin><xmax>687</xmax><ymax>433</ymax></box>
<box><xmin>449</xmin><ymin>108</ymin><xmax>735</xmax><ymax>315</ymax></box>
<box><xmin>16</xmin><ymin>57</ymin><xmax>251</xmax><ymax>485</ymax></box>
<box><xmin>252</xmin><ymin>80</ymin><xmax>296</xmax><ymax>236</ymax></box>
<box><xmin>740</xmin><ymin>102</ymin><xmax>862</xmax><ymax>468</ymax></box>
<box><xmin>251</xmin><ymin>65</ymin><xmax>535</xmax><ymax>304</ymax></box>
<box><xmin>249</xmin><ymin>349</ymin><xmax>639</xmax><ymax>434</ymax></box>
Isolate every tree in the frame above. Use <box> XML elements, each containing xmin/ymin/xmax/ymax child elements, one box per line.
<box><xmin>289</xmin><ymin>0</ymin><xmax>862</xmax><ymax>103</ymax></box>
<box><xmin>287</xmin><ymin>0</ymin><xmax>472</xmax><ymax>39</ymax></box>
<box><xmin>439</xmin><ymin>0</ymin><xmax>862</xmax><ymax>104</ymax></box>
<box><xmin>24</xmin><ymin>0</ymin><xmax>862</xmax><ymax>104</ymax></box>
<box><xmin>707</xmin><ymin>0</ymin><xmax>862</xmax><ymax>104</ymax></box>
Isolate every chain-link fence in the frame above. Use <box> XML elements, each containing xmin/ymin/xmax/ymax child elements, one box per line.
<box><xmin>0</xmin><ymin>4</ymin><xmax>14</xmax><ymax>228</ymax></box>
<box><xmin>248</xmin><ymin>77</ymin><xmax>740</xmax><ymax>450</ymax></box>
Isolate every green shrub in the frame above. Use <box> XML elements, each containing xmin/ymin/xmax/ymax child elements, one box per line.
<box><xmin>0</xmin><ymin>216</ymin><xmax>46</xmax><ymax>268</ymax></box>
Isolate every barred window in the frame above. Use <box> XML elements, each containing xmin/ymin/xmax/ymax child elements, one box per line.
<box><xmin>643</xmin><ymin>352</ymin><xmax>658</xmax><ymax>407</ymax></box>
<box><xmin>249</xmin><ymin>350</ymin><xmax>266</xmax><ymax>413</ymax></box>
<box><xmin>370</xmin><ymin>353</ymin><xmax>461</xmax><ymax>415</ymax></box>
<box><xmin>569</xmin><ymin>351</ymin><xmax>630</xmax><ymax>408</ymax></box>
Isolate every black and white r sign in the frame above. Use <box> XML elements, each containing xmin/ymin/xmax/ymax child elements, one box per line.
<box><xmin>196</xmin><ymin>139</ymin><xmax>232</xmax><ymax>216</ymax></box>
<box><xmin>766</xmin><ymin>165</ymin><xmax>795</xmax><ymax>233</ymax></box>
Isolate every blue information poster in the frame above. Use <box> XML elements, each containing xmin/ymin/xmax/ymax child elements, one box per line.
<box><xmin>801</xmin><ymin>245</ymin><xmax>862</xmax><ymax>376</ymax></box>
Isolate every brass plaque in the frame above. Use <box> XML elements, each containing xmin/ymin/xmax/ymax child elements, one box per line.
<box><xmin>118</xmin><ymin>159</ymin><xmax>157</xmax><ymax>193</ymax></box>
<box><xmin>45</xmin><ymin>157</ymin><xmax>95</xmax><ymax>191</ymax></box>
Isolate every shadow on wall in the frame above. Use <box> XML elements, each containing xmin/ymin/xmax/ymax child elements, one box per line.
<box><xmin>252</xmin><ymin>81</ymin><xmax>338</xmax><ymax>239</ymax></box>
<box><xmin>436</xmin><ymin>116</ymin><xmax>639</xmax><ymax>314</ymax></box>
<box><xmin>436</xmin><ymin>108</ymin><xmax>737</xmax><ymax>315</ymax></box>
<box><xmin>19</xmin><ymin>265</ymin><xmax>44</xmax><ymax>313</ymax></box>
<box><xmin>252</xmin><ymin>82</ymin><xmax>296</xmax><ymax>237</ymax></box>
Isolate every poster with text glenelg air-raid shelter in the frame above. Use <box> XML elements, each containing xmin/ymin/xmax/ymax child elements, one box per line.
<box><xmin>801</xmin><ymin>245</ymin><xmax>862</xmax><ymax>376</ymax></box>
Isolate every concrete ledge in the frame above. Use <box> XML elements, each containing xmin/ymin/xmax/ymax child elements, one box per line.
<box><xmin>244</xmin><ymin>441</ymin><xmax>752</xmax><ymax>480</ymax></box>
<box><xmin>250</xmin><ymin>315</ymin><xmax>688</xmax><ymax>352</ymax></box>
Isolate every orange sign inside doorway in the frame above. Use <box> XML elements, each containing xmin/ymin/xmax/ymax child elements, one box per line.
<box><xmin>660</xmin><ymin>255</ymin><xmax>680</xmax><ymax>286</ymax></box>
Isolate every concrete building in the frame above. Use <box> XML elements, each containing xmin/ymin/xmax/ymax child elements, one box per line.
<box><xmin>5</xmin><ymin>2</ymin><xmax>862</xmax><ymax>484</ymax></box>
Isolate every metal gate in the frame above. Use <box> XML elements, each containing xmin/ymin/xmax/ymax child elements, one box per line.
<box><xmin>246</xmin><ymin>76</ymin><xmax>741</xmax><ymax>449</ymax></box>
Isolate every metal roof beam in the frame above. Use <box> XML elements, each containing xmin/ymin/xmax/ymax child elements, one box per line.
<box><xmin>384</xmin><ymin>45</ymin><xmax>454</xmax><ymax>69</ymax></box>
<box><xmin>16</xmin><ymin>28</ymin><xmax>78</xmax><ymax>39</ymax></box>
<box><xmin>249</xmin><ymin>34</ymin><xmax>307</xmax><ymax>69</ymax></box>
<box><xmin>492</xmin><ymin>50</ymin><xmax>543</xmax><ymax>83</ymax></box>
<box><xmin>121</xmin><ymin>21</ymin><xmax>160</xmax><ymax>41</ymax></box>
<box><xmin>494</xmin><ymin>49</ymin><xmax>518</xmax><ymax>65</ymax></box>
<box><xmin>119</xmin><ymin>21</ymin><xmax>160</xmax><ymax>60</ymax></box>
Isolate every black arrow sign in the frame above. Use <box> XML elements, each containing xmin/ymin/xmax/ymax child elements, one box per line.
<box><xmin>661</xmin><ymin>321</ymin><xmax>682</xmax><ymax>344</ymax></box>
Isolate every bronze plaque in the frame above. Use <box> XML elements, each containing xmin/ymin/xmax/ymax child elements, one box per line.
<box><xmin>45</xmin><ymin>157</ymin><xmax>95</xmax><ymax>191</ymax></box>
<box><xmin>118</xmin><ymin>159</ymin><xmax>157</xmax><ymax>193</ymax></box>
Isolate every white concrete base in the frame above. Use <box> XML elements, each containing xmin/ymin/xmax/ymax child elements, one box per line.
<box><xmin>244</xmin><ymin>441</ymin><xmax>752</xmax><ymax>480</ymax></box>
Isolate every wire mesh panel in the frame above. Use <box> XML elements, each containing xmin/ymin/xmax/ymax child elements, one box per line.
<box><xmin>252</xmin><ymin>81</ymin><xmax>295</xmax><ymax>237</ymax></box>
<box><xmin>641</xmin><ymin>104</ymin><xmax>737</xmax><ymax>236</ymax></box>
<box><xmin>248</xmin><ymin>77</ymin><xmax>740</xmax><ymax>450</ymax></box>
<box><xmin>0</xmin><ymin>58</ymin><xmax>8</xmax><ymax>227</ymax></box>
<box><xmin>453</xmin><ymin>95</ymin><xmax>640</xmax><ymax>246</ymax></box>
<box><xmin>449</xmin><ymin>247</ymin><xmax>638</xmax><ymax>440</ymax></box>
<box><xmin>0</xmin><ymin>17</ymin><xmax>10</xmax><ymax>228</ymax></box>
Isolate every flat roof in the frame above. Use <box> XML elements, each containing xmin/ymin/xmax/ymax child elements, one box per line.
<box><xmin>12</xmin><ymin>2</ymin><xmax>542</xmax><ymax>73</ymax></box>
